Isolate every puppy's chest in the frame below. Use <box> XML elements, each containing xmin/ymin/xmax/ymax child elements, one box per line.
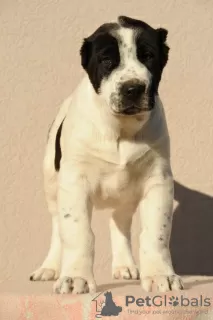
<box><xmin>91</xmin><ymin>137</ymin><xmax>151</xmax><ymax>167</ymax></box>
<box><xmin>93</xmin><ymin>140</ymin><xmax>152</xmax><ymax>204</ymax></box>
<box><xmin>117</xmin><ymin>139</ymin><xmax>151</xmax><ymax>165</ymax></box>
<box><xmin>94</xmin><ymin>164</ymin><xmax>145</xmax><ymax>210</ymax></box>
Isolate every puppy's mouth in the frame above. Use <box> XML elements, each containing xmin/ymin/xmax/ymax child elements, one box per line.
<box><xmin>122</xmin><ymin>105</ymin><xmax>142</xmax><ymax>115</ymax></box>
<box><xmin>110</xmin><ymin>94</ymin><xmax>152</xmax><ymax>116</ymax></box>
<box><xmin>111</xmin><ymin>104</ymin><xmax>151</xmax><ymax>116</ymax></box>
<box><xmin>113</xmin><ymin>102</ymin><xmax>151</xmax><ymax>116</ymax></box>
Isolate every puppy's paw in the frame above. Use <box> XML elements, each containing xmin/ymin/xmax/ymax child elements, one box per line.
<box><xmin>141</xmin><ymin>274</ymin><xmax>184</xmax><ymax>292</ymax></box>
<box><xmin>53</xmin><ymin>276</ymin><xmax>96</xmax><ymax>294</ymax></box>
<box><xmin>113</xmin><ymin>265</ymin><xmax>139</xmax><ymax>280</ymax></box>
<box><xmin>30</xmin><ymin>268</ymin><xmax>59</xmax><ymax>281</ymax></box>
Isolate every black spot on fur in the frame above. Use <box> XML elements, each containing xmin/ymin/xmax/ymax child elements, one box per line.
<box><xmin>65</xmin><ymin>277</ymin><xmax>73</xmax><ymax>284</ymax></box>
<box><xmin>54</xmin><ymin>119</ymin><xmax>64</xmax><ymax>171</ymax></box>
<box><xmin>64</xmin><ymin>214</ymin><xmax>71</xmax><ymax>218</ymax></box>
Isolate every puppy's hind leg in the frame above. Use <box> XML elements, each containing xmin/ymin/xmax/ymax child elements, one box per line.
<box><xmin>30</xmin><ymin>172</ymin><xmax>61</xmax><ymax>281</ymax></box>
<box><xmin>30</xmin><ymin>215</ymin><xmax>61</xmax><ymax>281</ymax></box>
<box><xmin>30</xmin><ymin>98</ymin><xmax>70</xmax><ymax>282</ymax></box>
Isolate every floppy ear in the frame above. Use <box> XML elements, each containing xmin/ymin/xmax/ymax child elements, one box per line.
<box><xmin>118</xmin><ymin>15</ymin><xmax>150</xmax><ymax>29</ymax></box>
<box><xmin>157</xmin><ymin>27</ymin><xmax>168</xmax><ymax>43</ymax></box>
<box><xmin>156</xmin><ymin>28</ymin><xmax>170</xmax><ymax>70</ymax></box>
<box><xmin>80</xmin><ymin>38</ymin><xmax>92</xmax><ymax>70</ymax></box>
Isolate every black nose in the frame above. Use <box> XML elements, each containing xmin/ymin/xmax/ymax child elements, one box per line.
<box><xmin>122</xmin><ymin>82</ymin><xmax>146</xmax><ymax>101</ymax></box>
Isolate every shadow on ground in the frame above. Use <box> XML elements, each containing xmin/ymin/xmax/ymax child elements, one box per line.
<box><xmin>171</xmin><ymin>181</ymin><xmax>213</xmax><ymax>275</ymax></box>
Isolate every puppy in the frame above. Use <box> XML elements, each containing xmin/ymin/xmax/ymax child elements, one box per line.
<box><xmin>30</xmin><ymin>16</ymin><xmax>183</xmax><ymax>294</ymax></box>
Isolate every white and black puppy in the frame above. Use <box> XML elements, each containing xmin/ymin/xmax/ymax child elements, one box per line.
<box><xmin>30</xmin><ymin>16</ymin><xmax>184</xmax><ymax>294</ymax></box>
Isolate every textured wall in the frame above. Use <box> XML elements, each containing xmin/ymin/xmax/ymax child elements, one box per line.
<box><xmin>0</xmin><ymin>0</ymin><xmax>213</xmax><ymax>293</ymax></box>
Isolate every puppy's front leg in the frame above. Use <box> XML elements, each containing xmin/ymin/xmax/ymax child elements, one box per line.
<box><xmin>140</xmin><ymin>170</ymin><xmax>183</xmax><ymax>292</ymax></box>
<box><xmin>53</xmin><ymin>162</ymin><xmax>96</xmax><ymax>294</ymax></box>
<box><xmin>110</xmin><ymin>206</ymin><xmax>139</xmax><ymax>280</ymax></box>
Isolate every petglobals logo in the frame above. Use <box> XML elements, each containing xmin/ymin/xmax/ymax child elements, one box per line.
<box><xmin>126</xmin><ymin>295</ymin><xmax>211</xmax><ymax>308</ymax></box>
<box><xmin>92</xmin><ymin>291</ymin><xmax>122</xmax><ymax>318</ymax></box>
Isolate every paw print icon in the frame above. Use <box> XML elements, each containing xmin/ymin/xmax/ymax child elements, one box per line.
<box><xmin>169</xmin><ymin>296</ymin><xmax>179</xmax><ymax>307</ymax></box>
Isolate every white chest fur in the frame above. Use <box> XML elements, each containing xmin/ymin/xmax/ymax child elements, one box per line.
<box><xmin>117</xmin><ymin>137</ymin><xmax>151</xmax><ymax>166</ymax></box>
<box><xmin>91</xmin><ymin>138</ymin><xmax>153</xmax><ymax>209</ymax></box>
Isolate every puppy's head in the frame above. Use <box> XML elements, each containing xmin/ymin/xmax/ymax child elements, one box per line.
<box><xmin>80</xmin><ymin>16</ymin><xmax>169</xmax><ymax>116</ymax></box>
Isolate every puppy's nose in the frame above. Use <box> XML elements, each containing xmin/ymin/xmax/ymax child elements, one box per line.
<box><xmin>122</xmin><ymin>82</ymin><xmax>145</xmax><ymax>101</ymax></box>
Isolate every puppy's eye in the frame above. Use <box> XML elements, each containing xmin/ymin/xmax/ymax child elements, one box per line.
<box><xmin>101</xmin><ymin>58</ymin><xmax>113</xmax><ymax>69</ymax></box>
<box><xmin>99</xmin><ymin>56</ymin><xmax>112</xmax><ymax>69</ymax></box>
<box><xmin>140</xmin><ymin>51</ymin><xmax>154</xmax><ymax>61</ymax></box>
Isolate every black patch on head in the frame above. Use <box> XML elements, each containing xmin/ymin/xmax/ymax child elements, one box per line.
<box><xmin>54</xmin><ymin>119</ymin><xmax>64</xmax><ymax>171</ymax></box>
<box><xmin>117</xmin><ymin>16</ymin><xmax>169</xmax><ymax>108</ymax></box>
<box><xmin>80</xmin><ymin>16</ymin><xmax>169</xmax><ymax>105</ymax></box>
<box><xmin>137</xmin><ymin>30</ymin><xmax>168</xmax><ymax>92</ymax></box>
<box><xmin>156</xmin><ymin>28</ymin><xmax>169</xmax><ymax>71</ymax></box>
<box><xmin>80</xmin><ymin>23</ymin><xmax>120</xmax><ymax>92</ymax></box>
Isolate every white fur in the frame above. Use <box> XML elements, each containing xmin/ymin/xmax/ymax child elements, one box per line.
<box><xmin>30</xmin><ymin>30</ymin><xmax>183</xmax><ymax>293</ymax></box>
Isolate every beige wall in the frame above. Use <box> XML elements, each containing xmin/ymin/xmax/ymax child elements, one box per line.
<box><xmin>0</xmin><ymin>0</ymin><xmax>213</xmax><ymax>293</ymax></box>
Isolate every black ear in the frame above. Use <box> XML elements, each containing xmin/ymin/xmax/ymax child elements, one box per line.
<box><xmin>156</xmin><ymin>28</ymin><xmax>170</xmax><ymax>70</ymax></box>
<box><xmin>118</xmin><ymin>15</ymin><xmax>150</xmax><ymax>29</ymax></box>
<box><xmin>157</xmin><ymin>28</ymin><xmax>168</xmax><ymax>43</ymax></box>
<box><xmin>80</xmin><ymin>38</ymin><xmax>92</xmax><ymax>70</ymax></box>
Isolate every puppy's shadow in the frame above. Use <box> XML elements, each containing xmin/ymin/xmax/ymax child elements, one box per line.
<box><xmin>184</xmin><ymin>278</ymin><xmax>213</xmax><ymax>290</ymax></box>
<box><xmin>171</xmin><ymin>181</ymin><xmax>213</xmax><ymax>275</ymax></box>
<box><xmin>97</xmin><ymin>280</ymin><xmax>139</xmax><ymax>292</ymax></box>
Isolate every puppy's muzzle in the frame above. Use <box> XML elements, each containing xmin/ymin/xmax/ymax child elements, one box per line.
<box><xmin>120</xmin><ymin>81</ymin><xmax>146</xmax><ymax>115</ymax></box>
